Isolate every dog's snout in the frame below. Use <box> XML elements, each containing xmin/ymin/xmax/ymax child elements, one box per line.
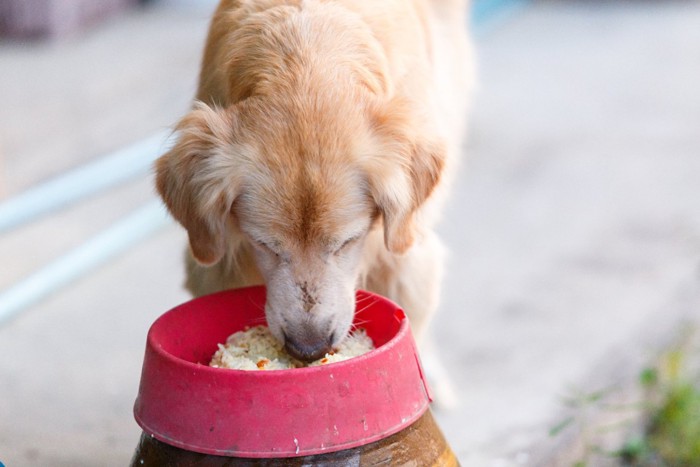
<box><xmin>283</xmin><ymin>328</ymin><xmax>332</xmax><ymax>362</ymax></box>
<box><xmin>298</xmin><ymin>282</ymin><xmax>318</xmax><ymax>313</ymax></box>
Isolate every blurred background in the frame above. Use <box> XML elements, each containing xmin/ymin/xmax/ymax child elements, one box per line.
<box><xmin>1</xmin><ymin>0</ymin><xmax>699</xmax><ymax>465</ymax></box>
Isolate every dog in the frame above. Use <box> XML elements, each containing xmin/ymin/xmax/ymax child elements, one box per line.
<box><xmin>156</xmin><ymin>0</ymin><xmax>473</xmax><ymax>370</ymax></box>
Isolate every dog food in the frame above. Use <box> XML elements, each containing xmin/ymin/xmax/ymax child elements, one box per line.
<box><xmin>210</xmin><ymin>325</ymin><xmax>374</xmax><ymax>370</ymax></box>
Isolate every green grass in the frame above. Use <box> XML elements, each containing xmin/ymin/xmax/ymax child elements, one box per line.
<box><xmin>617</xmin><ymin>344</ymin><xmax>700</xmax><ymax>466</ymax></box>
<box><xmin>550</xmin><ymin>337</ymin><xmax>700</xmax><ymax>466</ymax></box>
<box><xmin>649</xmin><ymin>381</ymin><xmax>700</xmax><ymax>464</ymax></box>
<box><xmin>620</xmin><ymin>378</ymin><xmax>700</xmax><ymax>466</ymax></box>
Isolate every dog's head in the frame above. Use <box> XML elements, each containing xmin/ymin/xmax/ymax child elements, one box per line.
<box><xmin>156</xmin><ymin>90</ymin><xmax>444</xmax><ymax>361</ymax></box>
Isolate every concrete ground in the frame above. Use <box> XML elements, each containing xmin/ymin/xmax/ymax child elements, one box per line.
<box><xmin>1</xmin><ymin>0</ymin><xmax>699</xmax><ymax>465</ymax></box>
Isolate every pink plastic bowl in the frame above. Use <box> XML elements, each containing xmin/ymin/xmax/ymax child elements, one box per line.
<box><xmin>133</xmin><ymin>286</ymin><xmax>432</xmax><ymax>458</ymax></box>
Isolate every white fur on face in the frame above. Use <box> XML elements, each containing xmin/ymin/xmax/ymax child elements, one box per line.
<box><xmin>252</xmin><ymin>237</ymin><xmax>364</xmax><ymax>349</ymax></box>
<box><xmin>235</xmin><ymin>172</ymin><xmax>373</xmax><ymax>352</ymax></box>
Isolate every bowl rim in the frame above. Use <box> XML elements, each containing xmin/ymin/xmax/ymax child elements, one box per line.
<box><xmin>147</xmin><ymin>290</ymin><xmax>408</xmax><ymax>376</ymax></box>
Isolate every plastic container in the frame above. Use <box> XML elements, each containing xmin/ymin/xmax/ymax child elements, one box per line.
<box><xmin>131</xmin><ymin>286</ymin><xmax>459</xmax><ymax>465</ymax></box>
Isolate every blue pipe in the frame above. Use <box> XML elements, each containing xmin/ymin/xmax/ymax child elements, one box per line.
<box><xmin>472</xmin><ymin>0</ymin><xmax>531</xmax><ymax>36</ymax></box>
<box><xmin>0</xmin><ymin>201</ymin><xmax>171</xmax><ymax>324</ymax></box>
<box><xmin>0</xmin><ymin>130</ymin><xmax>172</xmax><ymax>234</ymax></box>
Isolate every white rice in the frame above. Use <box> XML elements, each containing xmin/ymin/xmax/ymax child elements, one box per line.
<box><xmin>210</xmin><ymin>325</ymin><xmax>374</xmax><ymax>370</ymax></box>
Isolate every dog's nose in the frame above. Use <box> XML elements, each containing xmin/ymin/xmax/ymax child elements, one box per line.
<box><xmin>284</xmin><ymin>331</ymin><xmax>332</xmax><ymax>362</ymax></box>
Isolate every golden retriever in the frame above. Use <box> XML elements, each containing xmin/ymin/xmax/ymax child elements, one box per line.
<box><xmin>156</xmin><ymin>0</ymin><xmax>473</xmax><ymax>364</ymax></box>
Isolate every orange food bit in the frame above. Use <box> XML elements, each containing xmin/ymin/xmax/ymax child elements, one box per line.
<box><xmin>256</xmin><ymin>359</ymin><xmax>270</xmax><ymax>369</ymax></box>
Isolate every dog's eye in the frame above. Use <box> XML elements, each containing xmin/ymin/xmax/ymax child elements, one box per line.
<box><xmin>255</xmin><ymin>240</ymin><xmax>279</xmax><ymax>257</ymax></box>
<box><xmin>334</xmin><ymin>235</ymin><xmax>360</xmax><ymax>255</ymax></box>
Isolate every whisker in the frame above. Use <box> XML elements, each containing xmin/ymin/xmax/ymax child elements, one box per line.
<box><xmin>246</xmin><ymin>316</ymin><xmax>268</xmax><ymax>325</ymax></box>
<box><xmin>355</xmin><ymin>294</ymin><xmax>378</xmax><ymax>307</ymax></box>
<box><xmin>360</xmin><ymin>300</ymin><xmax>380</xmax><ymax>314</ymax></box>
<box><xmin>246</xmin><ymin>296</ymin><xmax>266</xmax><ymax>313</ymax></box>
<box><xmin>354</xmin><ymin>295</ymin><xmax>375</xmax><ymax>306</ymax></box>
<box><xmin>351</xmin><ymin>318</ymin><xmax>371</xmax><ymax>330</ymax></box>
<box><xmin>354</xmin><ymin>297</ymin><xmax>380</xmax><ymax>316</ymax></box>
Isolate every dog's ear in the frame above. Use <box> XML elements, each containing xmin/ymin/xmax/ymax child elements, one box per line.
<box><xmin>364</xmin><ymin>99</ymin><xmax>446</xmax><ymax>254</ymax></box>
<box><xmin>155</xmin><ymin>102</ymin><xmax>241</xmax><ymax>265</ymax></box>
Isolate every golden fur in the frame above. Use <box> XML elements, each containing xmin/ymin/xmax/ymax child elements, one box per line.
<box><xmin>156</xmin><ymin>0</ymin><xmax>472</xmax><ymax>362</ymax></box>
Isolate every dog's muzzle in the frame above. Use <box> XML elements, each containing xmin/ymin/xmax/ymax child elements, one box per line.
<box><xmin>283</xmin><ymin>328</ymin><xmax>333</xmax><ymax>362</ymax></box>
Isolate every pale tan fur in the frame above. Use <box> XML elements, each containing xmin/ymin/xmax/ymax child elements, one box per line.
<box><xmin>156</xmin><ymin>0</ymin><xmax>472</xmax><ymax>362</ymax></box>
